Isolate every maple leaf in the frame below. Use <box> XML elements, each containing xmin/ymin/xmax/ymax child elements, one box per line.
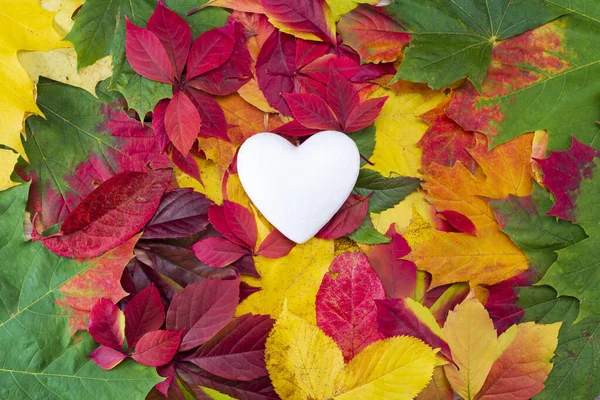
<box><xmin>0</xmin><ymin>148</ymin><xmax>18</xmax><ymax>191</ymax></box>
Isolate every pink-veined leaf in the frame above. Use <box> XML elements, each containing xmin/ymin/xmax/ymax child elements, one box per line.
<box><xmin>132</xmin><ymin>330</ymin><xmax>183</xmax><ymax>367</ymax></box>
<box><xmin>283</xmin><ymin>92</ymin><xmax>340</xmax><ymax>130</ymax></box>
<box><xmin>89</xmin><ymin>346</ymin><xmax>128</xmax><ymax>370</ymax></box>
<box><xmin>186</xmin><ymin>22</ymin><xmax>235</xmax><ymax>80</ymax></box>
<box><xmin>125</xmin><ymin>17</ymin><xmax>175</xmax><ymax>83</ymax></box>
<box><xmin>88</xmin><ymin>298</ymin><xmax>126</xmax><ymax>350</ymax></box>
<box><xmin>316</xmin><ymin>194</ymin><xmax>369</xmax><ymax>239</ymax></box>
<box><xmin>256</xmin><ymin>229</ymin><xmax>295</xmax><ymax>258</ymax></box>
<box><xmin>345</xmin><ymin>96</ymin><xmax>387</xmax><ymax>132</ymax></box>
<box><xmin>165</xmin><ymin>91</ymin><xmax>201</xmax><ymax>156</ymax></box>
<box><xmin>124</xmin><ymin>284</ymin><xmax>166</xmax><ymax>349</ymax></box>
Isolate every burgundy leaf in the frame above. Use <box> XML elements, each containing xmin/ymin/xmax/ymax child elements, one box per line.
<box><xmin>208</xmin><ymin>204</ymin><xmax>246</xmax><ymax>247</ymax></box>
<box><xmin>88</xmin><ymin>298</ymin><xmax>125</xmax><ymax>350</ymax></box>
<box><xmin>301</xmin><ymin>54</ymin><xmax>362</xmax><ymax>83</ymax></box>
<box><xmin>316</xmin><ymin>194</ymin><xmax>369</xmax><ymax>239</ymax></box>
<box><xmin>152</xmin><ymin>99</ymin><xmax>170</xmax><ymax>152</ymax></box>
<box><xmin>185</xmin><ymin>88</ymin><xmax>229</xmax><ymax>141</ymax></box>
<box><xmin>89</xmin><ymin>346</ymin><xmax>128</xmax><ymax>370</ymax></box>
<box><xmin>125</xmin><ymin>17</ymin><xmax>175</xmax><ymax>83</ymax></box>
<box><xmin>133</xmin><ymin>260</ymin><xmax>184</xmax><ymax>304</ymax></box>
<box><xmin>187</xmin><ymin>314</ymin><xmax>274</xmax><ymax>381</ymax></box>
<box><xmin>271</xmin><ymin>119</ymin><xmax>321</xmax><ymax>137</ymax></box>
<box><xmin>256</xmin><ymin>229</ymin><xmax>295</xmax><ymax>258</ymax></box>
<box><xmin>191</xmin><ymin>238</ymin><xmax>248</xmax><ymax>268</ymax></box>
<box><xmin>186</xmin><ymin>23</ymin><xmax>235</xmax><ymax>80</ymax></box>
<box><xmin>166</xmin><ymin>279</ymin><xmax>240</xmax><ymax>351</ymax></box>
<box><xmin>124</xmin><ymin>284</ymin><xmax>166</xmax><ymax>349</ymax></box>
<box><xmin>231</xmin><ymin>254</ymin><xmax>260</xmax><ymax>278</ymax></box>
<box><xmin>147</xmin><ymin>0</ymin><xmax>191</xmax><ymax>76</ymax></box>
<box><xmin>283</xmin><ymin>93</ymin><xmax>340</xmax><ymax>130</ymax></box>
<box><xmin>295</xmin><ymin>39</ymin><xmax>330</xmax><ymax>69</ymax></box>
<box><xmin>437</xmin><ymin>210</ymin><xmax>477</xmax><ymax>235</ymax></box>
<box><xmin>143</xmin><ymin>189</ymin><xmax>211</xmax><ymax>239</ymax></box>
<box><xmin>38</xmin><ymin>170</ymin><xmax>171</xmax><ymax>258</ymax></box>
<box><xmin>165</xmin><ymin>91</ymin><xmax>201</xmax><ymax>156</ymax></box>
<box><xmin>345</xmin><ymin>96</ymin><xmax>387</xmax><ymax>132</ymax></box>
<box><xmin>327</xmin><ymin>65</ymin><xmax>359</xmax><ymax>125</ymax></box>
<box><xmin>171</xmin><ymin>147</ymin><xmax>202</xmax><ymax>183</ymax></box>
<box><xmin>484</xmin><ymin>273</ymin><xmax>530</xmax><ymax>334</ymax></box>
<box><xmin>239</xmin><ymin>281</ymin><xmax>261</xmax><ymax>302</ymax></box>
<box><xmin>262</xmin><ymin>0</ymin><xmax>336</xmax><ymax>44</ymax></box>
<box><xmin>224</xmin><ymin>201</ymin><xmax>258</xmax><ymax>251</ymax></box>
<box><xmin>156</xmin><ymin>364</ymin><xmax>175</xmax><ymax>397</ymax></box>
<box><xmin>132</xmin><ymin>330</ymin><xmax>183</xmax><ymax>367</ymax></box>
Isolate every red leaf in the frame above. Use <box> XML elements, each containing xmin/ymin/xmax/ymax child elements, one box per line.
<box><xmin>326</xmin><ymin>65</ymin><xmax>358</xmax><ymax>126</ymax></box>
<box><xmin>89</xmin><ymin>346</ymin><xmax>128</xmax><ymax>370</ymax></box>
<box><xmin>437</xmin><ymin>210</ymin><xmax>477</xmax><ymax>235</ymax></box>
<box><xmin>156</xmin><ymin>364</ymin><xmax>175</xmax><ymax>396</ymax></box>
<box><xmin>152</xmin><ymin>99</ymin><xmax>170</xmax><ymax>152</ymax></box>
<box><xmin>368</xmin><ymin>225</ymin><xmax>417</xmax><ymax>298</ymax></box>
<box><xmin>132</xmin><ymin>330</ymin><xmax>183</xmax><ymax>367</ymax></box>
<box><xmin>345</xmin><ymin>96</ymin><xmax>387</xmax><ymax>132</ymax></box>
<box><xmin>316</xmin><ymin>252</ymin><xmax>385</xmax><ymax>361</ymax></box>
<box><xmin>166</xmin><ymin>279</ymin><xmax>240</xmax><ymax>351</ymax></box>
<box><xmin>283</xmin><ymin>93</ymin><xmax>340</xmax><ymax>130</ymax></box>
<box><xmin>185</xmin><ymin>88</ymin><xmax>229</xmax><ymax>141</ymax></box>
<box><xmin>191</xmin><ymin>238</ymin><xmax>248</xmax><ymax>267</ymax></box>
<box><xmin>316</xmin><ymin>194</ymin><xmax>369</xmax><ymax>239</ymax></box>
<box><xmin>256</xmin><ymin>229</ymin><xmax>295</xmax><ymax>258</ymax></box>
<box><xmin>88</xmin><ymin>298</ymin><xmax>126</xmax><ymax>350</ymax></box>
<box><xmin>271</xmin><ymin>119</ymin><xmax>321</xmax><ymax>137</ymax></box>
<box><xmin>262</xmin><ymin>0</ymin><xmax>336</xmax><ymax>44</ymax></box>
<box><xmin>484</xmin><ymin>273</ymin><xmax>531</xmax><ymax>334</ymax></box>
<box><xmin>224</xmin><ymin>201</ymin><xmax>258</xmax><ymax>250</ymax></box>
<box><xmin>171</xmin><ymin>146</ymin><xmax>202</xmax><ymax>183</ymax></box>
<box><xmin>232</xmin><ymin>254</ymin><xmax>260</xmax><ymax>278</ymax></box>
<box><xmin>208</xmin><ymin>204</ymin><xmax>247</xmax><ymax>247</ymax></box>
<box><xmin>124</xmin><ymin>284</ymin><xmax>166</xmax><ymax>349</ymax></box>
<box><xmin>186</xmin><ymin>22</ymin><xmax>252</xmax><ymax>96</ymax></box>
<box><xmin>187</xmin><ymin>314</ymin><xmax>274</xmax><ymax>381</ymax></box>
<box><xmin>147</xmin><ymin>0</ymin><xmax>191</xmax><ymax>76</ymax></box>
<box><xmin>295</xmin><ymin>39</ymin><xmax>330</xmax><ymax>69</ymax></box>
<box><xmin>165</xmin><ymin>91</ymin><xmax>201</xmax><ymax>156</ymax></box>
<box><xmin>186</xmin><ymin>23</ymin><xmax>235</xmax><ymax>80</ymax></box>
<box><xmin>39</xmin><ymin>170</ymin><xmax>171</xmax><ymax>258</ymax></box>
<box><xmin>143</xmin><ymin>188</ymin><xmax>211</xmax><ymax>239</ymax></box>
<box><xmin>125</xmin><ymin>17</ymin><xmax>175</xmax><ymax>84</ymax></box>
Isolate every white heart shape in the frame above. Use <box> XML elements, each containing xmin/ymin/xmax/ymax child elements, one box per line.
<box><xmin>237</xmin><ymin>131</ymin><xmax>360</xmax><ymax>244</ymax></box>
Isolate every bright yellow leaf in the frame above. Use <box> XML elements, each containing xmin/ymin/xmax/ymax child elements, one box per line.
<box><xmin>174</xmin><ymin>156</ymin><xmax>223</xmax><ymax>204</ymax></box>
<box><xmin>371</xmin><ymin>191</ymin><xmax>435</xmax><ymax>235</ymax></box>
<box><xmin>0</xmin><ymin>149</ymin><xmax>19</xmax><ymax>191</ymax></box>
<box><xmin>236</xmin><ymin>238</ymin><xmax>334</xmax><ymax>323</ymax></box>
<box><xmin>442</xmin><ymin>297</ymin><xmax>501</xmax><ymax>400</ymax></box>
<box><xmin>265</xmin><ymin>305</ymin><xmax>345</xmax><ymax>400</ymax></box>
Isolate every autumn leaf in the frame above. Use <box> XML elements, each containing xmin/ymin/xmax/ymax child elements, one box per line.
<box><xmin>262</xmin><ymin>0</ymin><xmax>336</xmax><ymax>43</ymax></box>
<box><xmin>0</xmin><ymin>148</ymin><xmax>19</xmax><ymax>191</ymax></box>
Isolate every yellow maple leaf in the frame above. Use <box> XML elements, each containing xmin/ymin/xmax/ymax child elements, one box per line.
<box><xmin>0</xmin><ymin>149</ymin><xmax>19</xmax><ymax>191</ymax></box>
<box><xmin>0</xmin><ymin>0</ymin><xmax>69</xmax><ymax>157</ymax></box>
<box><xmin>442</xmin><ymin>297</ymin><xmax>501</xmax><ymax>400</ymax></box>
<box><xmin>265</xmin><ymin>306</ymin><xmax>437</xmax><ymax>400</ymax></box>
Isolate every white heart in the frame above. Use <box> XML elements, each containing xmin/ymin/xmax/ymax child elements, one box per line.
<box><xmin>237</xmin><ymin>131</ymin><xmax>360</xmax><ymax>244</ymax></box>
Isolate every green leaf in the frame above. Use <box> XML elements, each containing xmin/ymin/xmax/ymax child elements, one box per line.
<box><xmin>386</xmin><ymin>0</ymin><xmax>563</xmax><ymax>91</ymax></box>
<box><xmin>348</xmin><ymin>215</ymin><xmax>391</xmax><ymax>245</ymax></box>
<box><xmin>164</xmin><ymin>0</ymin><xmax>230</xmax><ymax>38</ymax></box>
<box><xmin>353</xmin><ymin>169</ymin><xmax>420</xmax><ymax>213</ymax></box>
<box><xmin>0</xmin><ymin>184</ymin><xmax>161</xmax><ymax>398</ymax></box>
<box><xmin>519</xmin><ymin>286</ymin><xmax>579</xmax><ymax>325</ymax></box>
<box><xmin>488</xmin><ymin>183</ymin><xmax>587</xmax><ymax>279</ymax></box>
<box><xmin>349</xmin><ymin>124</ymin><xmax>376</xmax><ymax>167</ymax></box>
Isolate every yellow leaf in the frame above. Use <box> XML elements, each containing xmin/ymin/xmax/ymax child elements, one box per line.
<box><xmin>367</xmin><ymin>86</ymin><xmax>445</xmax><ymax>178</ymax></box>
<box><xmin>442</xmin><ymin>298</ymin><xmax>501</xmax><ymax>400</ymax></box>
<box><xmin>338</xmin><ymin>336</ymin><xmax>437</xmax><ymax>400</ymax></box>
<box><xmin>0</xmin><ymin>0</ymin><xmax>68</xmax><ymax>157</ymax></box>
<box><xmin>0</xmin><ymin>148</ymin><xmax>19</xmax><ymax>191</ymax></box>
<box><xmin>236</xmin><ymin>238</ymin><xmax>334</xmax><ymax>323</ymax></box>
<box><xmin>371</xmin><ymin>191</ymin><xmax>435</xmax><ymax>235</ymax></box>
<box><xmin>174</xmin><ymin>156</ymin><xmax>223</xmax><ymax>204</ymax></box>
<box><xmin>265</xmin><ymin>306</ymin><xmax>345</xmax><ymax>400</ymax></box>
<box><xmin>416</xmin><ymin>366</ymin><xmax>454</xmax><ymax>400</ymax></box>
<box><xmin>42</xmin><ymin>0</ymin><xmax>83</xmax><ymax>35</ymax></box>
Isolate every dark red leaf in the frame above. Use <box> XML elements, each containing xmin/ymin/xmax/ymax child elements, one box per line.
<box><xmin>156</xmin><ymin>364</ymin><xmax>175</xmax><ymax>397</ymax></box>
<box><xmin>208</xmin><ymin>204</ymin><xmax>246</xmax><ymax>247</ymax></box>
<box><xmin>256</xmin><ymin>229</ymin><xmax>295</xmax><ymax>258</ymax></box>
<box><xmin>171</xmin><ymin>147</ymin><xmax>202</xmax><ymax>183</ymax></box>
<box><xmin>316</xmin><ymin>194</ymin><xmax>369</xmax><ymax>239</ymax></box>
<box><xmin>125</xmin><ymin>17</ymin><xmax>175</xmax><ymax>84</ymax></box>
<box><xmin>191</xmin><ymin>238</ymin><xmax>248</xmax><ymax>268</ymax></box>
<box><xmin>283</xmin><ymin>93</ymin><xmax>340</xmax><ymax>130</ymax></box>
<box><xmin>147</xmin><ymin>0</ymin><xmax>191</xmax><ymax>76</ymax></box>
<box><xmin>132</xmin><ymin>330</ymin><xmax>183</xmax><ymax>367</ymax></box>
<box><xmin>124</xmin><ymin>284</ymin><xmax>166</xmax><ymax>349</ymax></box>
<box><xmin>436</xmin><ymin>210</ymin><xmax>477</xmax><ymax>235</ymax></box>
<box><xmin>143</xmin><ymin>188</ymin><xmax>211</xmax><ymax>239</ymax></box>
<box><xmin>262</xmin><ymin>0</ymin><xmax>336</xmax><ymax>44</ymax></box>
<box><xmin>89</xmin><ymin>346</ymin><xmax>128</xmax><ymax>370</ymax></box>
<box><xmin>152</xmin><ymin>99</ymin><xmax>170</xmax><ymax>152</ymax></box>
<box><xmin>165</xmin><ymin>91</ymin><xmax>201</xmax><ymax>156</ymax></box>
<box><xmin>132</xmin><ymin>260</ymin><xmax>183</xmax><ymax>304</ymax></box>
<box><xmin>301</xmin><ymin>54</ymin><xmax>361</xmax><ymax>83</ymax></box>
<box><xmin>231</xmin><ymin>254</ymin><xmax>260</xmax><ymax>278</ymax></box>
<box><xmin>166</xmin><ymin>279</ymin><xmax>240</xmax><ymax>351</ymax></box>
<box><xmin>187</xmin><ymin>314</ymin><xmax>274</xmax><ymax>381</ymax></box>
<box><xmin>185</xmin><ymin>88</ymin><xmax>229</xmax><ymax>141</ymax></box>
<box><xmin>484</xmin><ymin>273</ymin><xmax>531</xmax><ymax>334</ymax></box>
<box><xmin>88</xmin><ymin>298</ymin><xmax>125</xmax><ymax>350</ymax></box>
<box><xmin>186</xmin><ymin>23</ymin><xmax>235</xmax><ymax>80</ymax></box>
<box><xmin>271</xmin><ymin>119</ymin><xmax>321</xmax><ymax>137</ymax></box>
<box><xmin>295</xmin><ymin>39</ymin><xmax>330</xmax><ymax>69</ymax></box>
<box><xmin>239</xmin><ymin>281</ymin><xmax>261</xmax><ymax>302</ymax></box>
<box><xmin>345</xmin><ymin>96</ymin><xmax>387</xmax><ymax>132</ymax></box>
<box><xmin>223</xmin><ymin>201</ymin><xmax>257</xmax><ymax>250</ymax></box>
<box><xmin>327</xmin><ymin>65</ymin><xmax>358</xmax><ymax>125</ymax></box>
<box><xmin>39</xmin><ymin>170</ymin><xmax>171</xmax><ymax>258</ymax></box>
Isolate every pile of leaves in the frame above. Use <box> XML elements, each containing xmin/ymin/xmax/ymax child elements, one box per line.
<box><xmin>0</xmin><ymin>0</ymin><xmax>599</xmax><ymax>399</ymax></box>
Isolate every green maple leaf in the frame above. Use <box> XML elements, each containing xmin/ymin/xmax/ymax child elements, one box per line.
<box><xmin>0</xmin><ymin>184</ymin><xmax>160</xmax><ymax>399</ymax></box>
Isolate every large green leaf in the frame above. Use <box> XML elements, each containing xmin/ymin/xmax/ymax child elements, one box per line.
<box><xmin>0</xmin><ymin>184</ymin><xmax>160</xmax><ymax>398</ymax></box>
<box><xmin>347</xmin><ymin>215</ymin><xmax>390</xmax><ymax>245</ymax></box>
<box><xmin>353</xmin><ymin>169</ymin><xmax>420</xmax><ymax>213</ymax></box>
<box><xmin>349</xmin><ymin>124</ymin><xmax>376</xmax><ymax>167</ymax></box>
<box><xmin>386</xmin><ymin>0</ymin><xmax>563</xmax><ymax>91</ymax></box>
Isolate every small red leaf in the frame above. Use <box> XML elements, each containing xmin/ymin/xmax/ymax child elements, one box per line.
<box><xmin>88</xmin><ymin>298</ymin><xmax>126</xmax><ymax>350</ymax></box>
<box><xmin>208</xmin><ymin>204</ymin><xmax>247</xmax><ymax>247</ymax></box>
<box><xmin>89</xmin><ymin>346</ymin><xmax>128</xmax><ymax>370</ymax></box>
<box><xmin>272</xmin><ymin>119</ymin><xmax>321</xmax><ymax>137</ymax></box>
<box><xmin>152</xmin><ymin>99</ymin><xmax>170</xmax><ymax>152</ymax></box>
<box><xmin>191</xmin><ymin>238</ymin><xmax>248</xmax><ymax>267</ymax></box>
<box><xmin>147</xmin><ymin>0</ymin><xmax>192</xmax><ymax>76</ymax></box>
<box><xmin>283</xmin><ymin>93</ymin><xmax>340</xmax><ymax>130</ymax></box>
<box><xmin>39</xmin><ymin>170</ymin><xmax>171</xmax><ymax>258</ymax></box>
<box><xmin>124</xmin><ymin>284</ymin><xmax>166</xmax><ymax>349</ymax></box>
<box><xmin>125</xmin><ymin>17</ymin><xmax>175</xmax><ymax>83</ymax></box>
<box><xmin>437</xmin><ymin>210</ymin><xmax>477</xmax><ymax>235</ymax></box>
<box><xmin>132</xmin><ymin>330</ymin><xmax>183</xmax><ymax>367</ymax></box>
<box><xmin>165</xmin><ymin>91</ymin><xmax>201</xmax><ymax>156</ymax></box>
<box><xmin>171</xmin><ymin>146</ymin><xmax>202</xmax><ymax>183</ymax></box>
<box><xmin>166</xmin><ymin>279</ymin><xmax>240</xmax><ymax>351</ymax></box>
<box><xmin>224</xmin><ymin>201</ymin><xmax>258</xmax><ymax>250</ymax></box>
<box><xmin>232</xmin><ymin>255</ymin><xmax>260</xmax><ymax>278</ymax></box>
<box><xmin>185</xmin><ymin>88</ymin><xmax>229</xmax><ymax>141</ymax></box>
<box><xmin>186</xmin><ymin>23</ymin><xmax>235</xmax><ymax>80</ymax></box>
<box><xmin>256</xmin><ymin>229</ymin><xmax>295</xmax><ymax>258</ymax></box>
<box><xmin>345</xmin><ymin>96</ymin><xmax>387</xmax><ymax>132</ymax></box>
<box><xmin>316</xmin><ymin>194</ymin><xmax>369</xmax><ymax>239</ymax></box>
<box><xmin>326</xmin><ymin>65</ymin><xmax>359</xmax><ymax>126</ymax></box>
